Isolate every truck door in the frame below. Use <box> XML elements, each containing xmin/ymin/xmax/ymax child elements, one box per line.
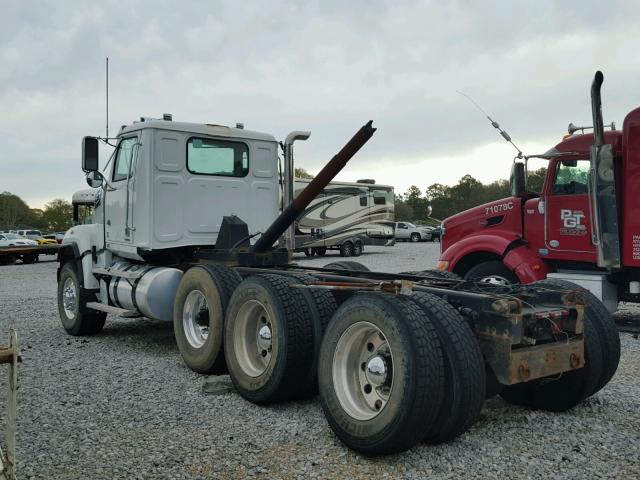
<box><xmin>544</xmin><ymin>159</ymin><xmax>597</xmax><ymax>260</ymax></box>
<box><xmin>105</xmin><ymin>136</ymin><xmax>139</xmax><ymax>245</ymax></box>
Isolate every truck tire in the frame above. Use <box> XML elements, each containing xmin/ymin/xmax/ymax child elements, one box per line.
<box><xmin>173</xmin><ymin>264</ymin><xmax>241</xmax><ymax>374</ymax></box>
<box><xmin>533</xmin><ymin>279</ymin><xmax>620</xmax><ymax>394</ymax></box>
<box><xmin>313</xmin><ymin>247</ymin><xmax>327</xmax><ymax>256</ymax></box>
<box><xmin>340</xmin><ymin>241</ymin><xmax>354</xmax><ymax>257</ymax></box>
<box><xmin>22</xmin><ymin>254</ymin><xmax>38</xmax><ymax>264</ymax></box>
<box><xmin>465</xmin><ymin>260</ymin><xmax>518</xmax><ymax>286</ymax></box>
<box><xmin>224</xmin><ymin>274</ymin><xmax>314</xmax><ymax>404</ymax></box>
<box><xmin>278</xmin><ymin>272</ymin><xmax>337</xmax><ymax>396</ymax></box>
<box><xmin>500</xmin><ymin>278</ymin><xmax>613</xmax><ymax>411</ymax></box>
<box><xmin>324</xmin><ymin>261</ymin><xmax>370</xmax><ymax>272</ymax></box>
<box><xmin>58</xmin><ymin>262</ymin><xmax>106</xmax><ymax>336</ymax></box>
<box><xmin>407</xmin><ymin>292</ymin><xmax>486</xmax><ymax>443</ymax></box>
<box><xmin>318</xmin><ymin>292</ymin><xmax>444</xmax><ymax>455</ymax></box>
<box><xmin>410</xmin><ymin>233</ymin><xmax>421</xmax><ymax>243</ymax></box>
<box><xmin>500</xmin><ymin>311</ymin><xmax>604</xmax><ymax>412</ymax></box>
<box><xmin>303</xmin><ymin>248</ymin><xmax>314</xmax><ymax>257</ymax></box>
<box><xmin>353</xmin><ymin>241</ymin><xmax>363</xmax><ymax>257</ymax></box>
<box><xmin>401</xmin><ymin>269</ymin><xmax>463</xmax><ymax>281</ymax></box>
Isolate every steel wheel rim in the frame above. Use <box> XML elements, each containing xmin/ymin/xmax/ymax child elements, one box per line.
<box><xmin>62</xmin><ymin>277</ymin><xmax>77</xmax><ymax>319</ymax></box>
<box><xmin>332</xmin><ymin>321</ymin><xmax>394</xmax><ymax>421</ymax></box>
<box><xmin>478</xmin><ymin>275</ymin><xmax>512</xmax><ymax>286</ymax></box>
<box><xmin>183</xmin><ymin>290</ymin><xmax>210</xmax><ymax>349</ymax></box>
<box><xmin>233</xmin><ymin>299</ymin><xmax>274</xmax><ymax>377</ymax></box>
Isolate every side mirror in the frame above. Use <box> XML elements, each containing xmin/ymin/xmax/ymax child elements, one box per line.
<box><xmin>82</xmin><ymin>136</ymin><xmax>99</xmax><ymax>172</ymax></box>
<box><xmin>86</xmin><ymin>171</ymin><xmax>104</xmax><ymax>188</ymax></box>
<box><xmin>510</xmin><ymin>162</ymin><xmax>526</xmax><ymax>197</ymax></box>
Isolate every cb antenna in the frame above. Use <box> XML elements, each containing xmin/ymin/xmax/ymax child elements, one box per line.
<box><xmin>457</xmin><ymin>90</ymin><xmax>523</xmax><ymax>159</ymax></box>
<box><xmin>106</xmin><ymin>57</ymin><xmax>109</xmax><ymax>138</ymax></box>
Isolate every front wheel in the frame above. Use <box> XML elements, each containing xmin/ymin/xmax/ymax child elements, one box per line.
<box><xmin>353</xmin><ymin>241</ymin><xmax>363</xmax><ymax>257</ymax></box>
<box><xmin>464</xmin><ymin>260</ymin><xmax>518</xmax><ymax>286</ymax></box>
<box><xmin>57</xmin><ymin>262</ymin><xmax>106</xmax><ymax>336</ymax></box>
<box><xmin>410</xmin><ymin>233</ymin><xmax>421</xmax><ymax>243</ymax></box>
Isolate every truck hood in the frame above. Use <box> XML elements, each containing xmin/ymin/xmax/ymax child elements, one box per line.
<box><xmin>442</xmin><ymin>196</ymin><xmax>523</xmax><ymax>252</ymax></box>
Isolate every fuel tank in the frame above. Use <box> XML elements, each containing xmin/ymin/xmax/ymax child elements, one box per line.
<box><xmin>106</xmin><ymin>261</ymin><xmax>183</xmax><ymax>321</ymax></box>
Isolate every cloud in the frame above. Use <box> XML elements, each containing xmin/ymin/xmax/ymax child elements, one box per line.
<box><xmin>0</xmin><ymin>1</ymin><xmax>638</xmax><ymax>208</ymax></box>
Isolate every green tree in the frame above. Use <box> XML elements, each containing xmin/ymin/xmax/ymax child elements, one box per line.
<box><xmin>394</xmin><ymin>199</ymin><xmax>414</xmax><ymax>221</ymax></box>
<box><xmin>42</xmin><ymin>199</ymin><xmax>73</xmax><ymax>231</ymax></box>
<box><xmin>295</xmin><ymin>167</ymin><xmax>314</xmax><ymax>179</ymax></box>
<box><xmin>404</xmin><ymin>185</ymin><xmax>429</xmax><ymax>221</ymax></box>
<box><xmin>0</xmin><ymin>192</ymin><xmax>33</xmax><ymax>230</ymax></box>
<box><xmin>527</xmin><ymin>167</ymin><xmax>548</xmax><ymax>193</ymax></box>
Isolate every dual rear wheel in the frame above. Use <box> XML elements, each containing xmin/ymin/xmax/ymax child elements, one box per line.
<box><xmin>318</xmin><ymin>291</ymin><xmax>486</xmax><ymax>454</ymax></box>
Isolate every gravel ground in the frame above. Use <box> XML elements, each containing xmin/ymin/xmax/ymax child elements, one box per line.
<box><xmin>0</xmin><ymin>245</ymin><xmax>638</xmax><ymax>479</ymax></box>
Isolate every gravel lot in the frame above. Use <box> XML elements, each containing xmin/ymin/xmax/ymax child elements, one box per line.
<box><xmin>0</xmin><ymin>243</ymin><xmax>638</xmax><ymax>479</ymax></box>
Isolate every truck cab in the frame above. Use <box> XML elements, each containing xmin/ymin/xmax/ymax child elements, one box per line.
<box><xmin>61</xmin><ymin>117</ymin><xmax>281</xmax><ymax>292</ymax></box>
<box><xmin>439</xmin><ymin>73</ymin><xmax>640</xmax><ymax>312</ymax></box>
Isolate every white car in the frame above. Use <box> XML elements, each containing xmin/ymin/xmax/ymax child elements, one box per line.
<box><xmin>0</xmin><ymin>233</ymin><xmax>38</xmax><ymax>247</ymax></box>
<box><xmin>394</xmin><ymin>222</ymin><xmax>433</xmax><ymax>242</ymax></box>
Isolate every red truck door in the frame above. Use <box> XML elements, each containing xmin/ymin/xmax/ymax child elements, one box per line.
<box><xmin>543</xmin><ymin>159</ymin><xmax>597</xmax><ymax>261</ymax></box>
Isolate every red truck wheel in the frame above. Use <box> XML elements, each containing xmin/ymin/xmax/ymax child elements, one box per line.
<box><xmin>464</xmin><ymin>261</ymin><xmax>518</xmax><ymax>286</ymax></box>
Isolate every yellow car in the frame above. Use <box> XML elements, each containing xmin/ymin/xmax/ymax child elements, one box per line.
<box><xmin>35</xmin><ymin>237</ymin><xmax>58</xmax><ymax>245</ymax></box>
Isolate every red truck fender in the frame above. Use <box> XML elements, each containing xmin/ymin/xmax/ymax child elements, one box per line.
<box><xmin>440</xmin><ymin>235</ymin><xmax>550</xmax><ymax>283</ymax></box>
<box><xmin>440</xmin><ymin>233</ymin><xmax>515</xmax><ymax>272</ymax></box>
<box><xmin>503</xmin><ymin>244</ymin><xmax>551</xmax><ymax>283</ymax></box>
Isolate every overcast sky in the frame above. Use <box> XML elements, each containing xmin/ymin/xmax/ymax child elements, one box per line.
<box><xmin>1</xmin><ymin>1</ymin><xmax>639</xmax><ymax>209</ymax></box>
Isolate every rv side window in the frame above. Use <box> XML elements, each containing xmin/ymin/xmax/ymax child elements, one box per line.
<box><xmin>187</xmin><ymin>138</ymin><xmax>249</xmax><ymax>177</ymax></box>
<box><xmin>360</xmin><ymin>193</ymin><xmax>368</xmax><ymax>207</ymax></box>
<box><xmin>113</xmin><ymin>137</ymin><xmax>139</xmax><ymax>182</ymax></box>
<box><xmin>373</xmin><ymin>190</ymin><xmax>387</xmax><ymax>205</ymax></box>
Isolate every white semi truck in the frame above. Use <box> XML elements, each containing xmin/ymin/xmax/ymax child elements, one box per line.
<box><xmin>57</xmin><ymin>116</ymin><xmax>619</xmax><ymax>455</ymax></box>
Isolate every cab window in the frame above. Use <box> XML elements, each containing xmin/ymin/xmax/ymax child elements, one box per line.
<box><xmin>113</xmin><ymin>137</ymin><xmax>139</xmax><ymax>182</ymax></box>
<box><xmin>552</xmin><ymin>159</ymin><xmax>590</xmax><ymax>195</ymax></box>
<box><xmin>187</xmin><ymin>138</ymin><xmax>248</xmax><ymax>177</ymax></box>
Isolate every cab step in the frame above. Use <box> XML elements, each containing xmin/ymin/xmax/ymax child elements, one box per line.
<box><xmin>86</xmin><ymin>302</ymin><xmax>140</xmax><ymax>317</ymax></box>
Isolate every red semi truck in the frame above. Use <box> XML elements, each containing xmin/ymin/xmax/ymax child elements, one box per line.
<box><xmin>439</xmin><ymin>71</ymin><xmax>639</xmax><ymax>313</ymax></box>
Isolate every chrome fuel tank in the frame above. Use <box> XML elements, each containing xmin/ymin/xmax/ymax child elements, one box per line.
<box><xmin>107</xmin><ymin>262</ymin><xmax>183</xmax><ymax>321</ymax></box>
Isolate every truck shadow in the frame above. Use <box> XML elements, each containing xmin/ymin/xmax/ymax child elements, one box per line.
<box><xmin>98</xmin><ymin>316</ymin><xmax>177</xmax><ymax>352</ymax></box>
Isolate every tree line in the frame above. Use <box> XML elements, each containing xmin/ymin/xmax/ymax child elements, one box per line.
<box><xmin>395</xmin><ymin>168</ymin><xmax>547</xmax><ymax>223</ymax></box>
<box><xmin>0</xmin><ymin>192</ymin><xmax>73</xmax><ymax>232</ymax></box>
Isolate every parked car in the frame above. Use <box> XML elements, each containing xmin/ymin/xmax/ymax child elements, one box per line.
<box><xmin>43</xmin><ymin>233</ymin><xmax>65</xmax><ymax>244</ymax></box>
<box><xmin>394</xmin><ymin>222</ymin><xmax>432</xmax><ymax>242</ymax></box>
<box><xmin>429</xmin><ymin>226</ymin><xmax>442</xmax><ymax>242</ymax></box>
<box><xmin>0</xmin><ymin>233</ymin><xmax>38</xmax><ymax>247</ymax></box>
<box><xmin>16</xmin><ymin>230</ymin><xmax>57</xmax><ymax>245</ymax></box>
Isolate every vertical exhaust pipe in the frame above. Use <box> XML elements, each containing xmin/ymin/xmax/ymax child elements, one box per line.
<box><xmin>591</xmin><ymin>70</ymin><xmax>605</xmax><ymax>147</ymax></box>
<box><xmin>588</xmin><ymin>70</ymin><xmax>621</xmax><ymax>268</ymax></box>
<box><xmin>283</xmin><ymin>131</ymin><xmax>311</xmax><ymax>251</ymax></box>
